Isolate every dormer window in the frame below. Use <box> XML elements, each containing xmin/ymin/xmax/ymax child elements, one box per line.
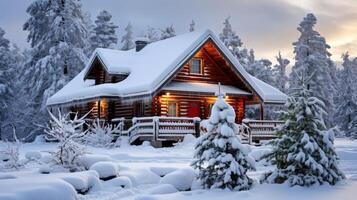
<box><xmin>189</xmin><ymin>58</ymin><xmax>203</xmax><ymax>74</ymax></box>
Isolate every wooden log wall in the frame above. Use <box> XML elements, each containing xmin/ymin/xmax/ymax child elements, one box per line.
<box><xmin>157</xmin><ymin>92</ymin><xmax>246</xmax><ymax>123</ymax></box>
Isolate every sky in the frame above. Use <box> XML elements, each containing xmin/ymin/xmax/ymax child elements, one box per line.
<box><xmin>0</xmin><ymin>0</ymin><xmax>357</xmax><ymax>63</ymax></box>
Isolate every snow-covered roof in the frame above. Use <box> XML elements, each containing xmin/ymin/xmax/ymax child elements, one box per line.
<box><xmin>47</xmin><ymin>29</ymin><xmax>287</xmax><ymax>106</ymax></box>
<box><xmin>163</xmin><ymin>82</ymin><xmax>251</xmax><ymax>96</ymax></box>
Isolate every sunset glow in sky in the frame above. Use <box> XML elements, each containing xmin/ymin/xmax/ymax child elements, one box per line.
<box><xmin>0</xmin><ymin>0</ymin><xmax>356</xmax><ymax>63</ymax></box>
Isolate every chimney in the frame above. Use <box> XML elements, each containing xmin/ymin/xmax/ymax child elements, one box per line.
<box><xmin>135</xmin><ymin>37</ymin><xmax>149</xmax><ymax>52</ymax></box>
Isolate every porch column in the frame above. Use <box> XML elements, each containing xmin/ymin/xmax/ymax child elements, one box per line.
<box><xmin>260</xmin><ymin>103</ymin><xmax>264</xmax><ymax>120</ymax></box>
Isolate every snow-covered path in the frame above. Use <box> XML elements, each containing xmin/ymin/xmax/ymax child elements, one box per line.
<box><xmin>1</xmin><ymin>138</ymin><xmax>357</xmax><ymax>200</ymax></box>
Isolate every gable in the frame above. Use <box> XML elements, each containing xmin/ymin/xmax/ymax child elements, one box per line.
<box><xmin>171</xmin><ymin>40</ymin><xmax>251</xmax><ymax>93</ymax></box>
<box><xmin>85</xmin><ymin>56</ymin><xmax>129</xmax><ymax>85</ymax></box>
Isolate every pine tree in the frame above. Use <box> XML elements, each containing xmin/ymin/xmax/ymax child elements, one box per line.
<box><xmin>22</xmin><ymin>0</ymin><xmax>90</xmax><ymax>136</ymax></box>
<box><xmin>249</xmin><ymin>58</ymin><xmax>275</xmax><ymax>84</ymax></box>
<box><xmin>219</xmin><ymin>17</ymin><xmax>249</xmax><ymax>68</ymax></box>
<box><xmin>189</xmin><ymin>20</ymin><xmax>195</xmax><ymax>32</ymax></box>
<box><xmin>273</xmin><ymin>52</ymin><xmax>290</xmax><ymax>93</ymax></box>
<box><xmin>121</xmin><ymin>22</ymin><xmax>134</xmax><ymax>50</ymax></box>
<box><xmin>0</xmin><ymin>27</ymin><xmax>13</xmax><ymax>139</ymax></box>
<box><xmin>335</xmin><ymin>53</ymin><xmax>357</xmax><ymax>136</ymax></box>
<box><xmin>160</xmin><ymin>25</ymin><xmax>176</xmax><ymax>40</ymax></box>
<box><xmin>289</xmin><ymin>13</ymin><xmax>335</xmax><ymax>127</ymax></box>
<box><xmin>192</xmin><ymin>93</ymin><xmax>255</xmax><ymax>190</ymax></box>
<box><xmin>262</xmin><ymin>73</ymin><xmax>345</xmax><ymax>186</ymax></box>
<box><xmin>90</xmin><ymin>10</ymin><xmax>118</xmax><ymax>49</ymax></box>
<box><xmin>145</xmin><ymin>26</ymin><xmax>159</xmax><ymax>43</ymax></box>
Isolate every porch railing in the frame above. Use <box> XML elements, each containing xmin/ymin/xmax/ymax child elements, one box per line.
<box><xmin>111</xmin><ymin>116</ymin><xmax>201</xmax><ymax>144</ymax></box>
<box><xmin>240</xmin><ymin>119</ymin><xmax>285</xmax><ymax>145</ymax></box>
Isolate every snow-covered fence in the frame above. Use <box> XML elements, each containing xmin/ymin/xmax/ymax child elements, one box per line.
<box><xmin>240</xmin><ymin>119</ymin><xmax>284</xmax><ymax>144</ymax></box>
<box><xmin>121</xmin><ymin>117</ymin><xmax>201</xmax><ymax>145</ymax></box>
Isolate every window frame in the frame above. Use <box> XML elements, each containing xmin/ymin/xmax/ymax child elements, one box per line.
<box><xmin>189</xmin><ymin>58</ymin><xmax>203</xmax><ymax>75</ymax></box>
<box><xmin>167</xmin><ymin>101</ymin><xmax>179</xmax><ymax>117</ymax></box>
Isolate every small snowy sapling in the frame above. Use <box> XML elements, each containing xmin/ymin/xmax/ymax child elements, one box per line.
<box><xmin>45</xmin><ymin>109</ymin><xmax>88</xmax><ymax>171</ymax></box>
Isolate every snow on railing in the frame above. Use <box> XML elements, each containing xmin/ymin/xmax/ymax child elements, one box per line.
<box><xmin>240</xmin><ymin>119</ymin><xmax>284</xmax><ymax>145</ymax></box>
<box><xmin>114</xmin><ymin>116</ymin><xmax>201</xmax><ymax>144</ymax></box>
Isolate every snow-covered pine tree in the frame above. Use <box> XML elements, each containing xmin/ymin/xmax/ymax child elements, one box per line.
<box><xmin>189</xmin><ymin>20</ymin><xmax>195</xmax><ymax>32</ymax></box>
<box><xmin>262</xmin><ymin>73</ymin><xmax>345</xmax><ymax>186</ymax></box>
<box><xmin>335</xmin><ymin>53</ymin><xmax>357</xmax><ymax>137</ymax></box>
<box><xmin>160</xmin><ymin>25</ymin><xmax>176</xmax><ymax>40</ymax></box>
<box><xmin>121</xmin><ymin>22</ymin><xmax>134</xmax><ymax>50</ymax></box>
<box><xmin>289</xmin><ymin>13</ymin><xmax>335</xmax><ymax>127</ymax></box>
<box><xmin>273</xmin><ymin>52</ymin><xmax>290</xmax><ymax>93</ymax></box>
<box><xmin>145</xmin><ymin>26</ymin><xmax>159</xmax><ymax>43</ymax></box>
<box><xmin>0</xmin><ymin>27</ymin><xmax>12</xmax><ymax>132</ymax></box>
<box><xmin>0</xmin><ymin>28</ymin><xmax>25</xmax><ymax>140</ymax></box>
<box><xmin>90</xmin><ymin>10</ymin><xmax>118</xmax><ymax>49</ymax></box>
<box><xmin>192</xmin><ymin>92</ymin><xmax>255</xmax><ymax>190</ymax></box>
<box><xmin>22</xmin><ymin>0</ymin><xmax>90</xmax><ymax>136</ymax></box>
<box><xmin>219</xmin><ymin>17</ymin><xmax>249</xmax><ymax>68</ymax></box>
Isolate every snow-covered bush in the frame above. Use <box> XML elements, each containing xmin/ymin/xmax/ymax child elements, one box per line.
<box><xmin>159</xmin><ymin>168</ymin><xmax>195</xmax><ymax>191</ymax></box>
<box><xmin>191</xmin><ymin>95</ymin><xmax>255</xmax><ymax>191</ymax></box>
<box><xmin>90</xmin><ymin>161</ymin><xmax>119</xmax><ymax>180</ymax></box>
<box><xmin>25</xmin><ymin>151</ymin><xmax>42</xmax><ymax>161</ymax></box>
<box><xmin>45</xmin><ymin>110</ymin><xmax>87</xmax><ymax>171</ymax></box>
<box><xmin>261</xmin><ymin>74</ymin><xmax>345</xmax><ymax>186</ymax></box>
<box><xmin>82</xmin><ymin>119</ymin><xmax>119</xmax><ymax>148</ymax></box>
<box><xmin>0</xmin><ymin>130</ymin><xmax>23</xmax><ymax>170</ymax></box>
<box><xmin>106</xmin><ymin>176</ymin><xmax>132</xmax><ymax>189</ymax></box>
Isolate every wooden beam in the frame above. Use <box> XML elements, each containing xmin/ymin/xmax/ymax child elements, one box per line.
<box><xmin>260</xmin><ymin>103</ymin><xmax>264</xmax><ymax>120</ymax></box>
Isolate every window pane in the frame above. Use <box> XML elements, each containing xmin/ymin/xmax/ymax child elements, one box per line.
<box><xmin>190</xmin><ymin>59</ymin><xmax>201</xmax><ymax>74</ymax></box>
<box><xmin>168</xmin><ymin>102</ymin><xmax>177</xmax><ymax>116</ymax></box>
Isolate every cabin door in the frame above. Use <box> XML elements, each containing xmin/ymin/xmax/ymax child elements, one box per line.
<box><xmin>187</xmin><ymin>101</ymin><xmax>201</xmax><ymax>118</ymax></box>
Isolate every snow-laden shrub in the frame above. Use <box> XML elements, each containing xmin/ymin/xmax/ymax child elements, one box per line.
<box><xmin>45</xmin><ymin>110</ymin><xmax>87</xmax><ymax>171</ymax></box>
<box><xmin>106</xmin><ymin>176</ymin><xmax>132</xmax><ymax>189</ymax></box>
<box><xmin>0</xmin><ymin>130</ymin><xmax>23</xmax><ymax>171</ymax></box>
<box><xmin>25</xmin><ymin>151</ymin><xmax>42</xmax><ymax>161</ymax></box>
<box><xmin>82</xmin><ymin>119</ymin><xmax>119</xmax><ymax>148</ymax></box>
<box><xmin>159</xmin><ymin>168</ymin><xmax>195</xmax><ymax>191</ymax></box>
<box><xmin>192</xmin><ymin>95</ymin><xmax>255</xmax><ymax>191</ymax></box>
<box><xmin>90</xmin><ymin>161</ymin><xmax>119</xmax><ymax>180</ymax></box>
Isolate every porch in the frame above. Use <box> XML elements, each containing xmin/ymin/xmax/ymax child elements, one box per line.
<box><xmin>111</xmin><ymin>116</ymin><xmax>284</xmax><ymax>147</ymax></box>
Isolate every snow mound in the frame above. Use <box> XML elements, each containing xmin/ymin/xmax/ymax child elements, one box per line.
<box><xmin>33</xmin><ymin>135</ymin><xmax>46</xmax><ymax>144</ymax></box>
<box><xmin>159</xmin><ymin>168</ymin><xmax>195</xmax><ymax>191</ymax></box>
<box><xmin>181</xmin><ymin>134</ymin><xmax>197</xmax><ymax>145</ymax></box>
<box><xmin>121</xmin><ymin>169</ymin><xmax>160</xmax><ymax>186</ymax></box>
<box><xmin>0</xmin><ymin>177</ymin><xmax>77</xmax><ymax>200</ymax></box>
<box><xmin>142</xmin><ymin>141</ymin><xmax>151</xmax><ymax>147</ymax></box>
<box><xmin>90</xmin><ymin>161</ymin><xmax>119</xmax><ymax>180</ymax></box>
<box><xmin>53</xmin><ymin>170</ymin><xmax>102</xmax><ymax>194</ymax></box>
<box><xmin>0</xmin><ymin>173</ymin><xmax>16</xmax><ymax>180</ymax></box>
<box><xmin>79</xmin><ymin>154</ymin><xmax>114</xmax><ymax>169</ymax></box>
<box><xmin>147</xmin><ymin>184</ymin><xmax>178</xmax><ymax>194</ymax></box>
<box><xmin>134</xmin><ymin>195</ymin><xmax>159</xmax><ymax>200</ymax></box>
<box><xmin>25</xmin><ymin>151</ymin><xmax>42</xmax><ymax>161</ymax></box>
<box><xmin>106</xmin><ymin>176</ymin><xmax>132</xmax><ymax>189</ymax></box>
<box><xmin>150</xmin><ymin>166</ymin><xmax>177</xmax><ymax>177</ymax></box>
<box><xmin>191</xmin><ymin>179</ymin><xmax>203</xmax><ymax>190</ymax></box>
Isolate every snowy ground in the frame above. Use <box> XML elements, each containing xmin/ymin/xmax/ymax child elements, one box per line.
<box><xmin>1</xmin><ymin>137</ymin><xmax>357</xmax><ymax>200</ymax></box>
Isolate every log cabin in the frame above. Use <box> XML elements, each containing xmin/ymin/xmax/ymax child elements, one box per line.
<box><xmin>47</xmin><ymin>29</ymin><xmax>287</xmax><ymax>145</ymax></box>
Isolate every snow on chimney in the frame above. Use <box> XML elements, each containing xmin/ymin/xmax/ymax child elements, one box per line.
<box><xmin>135</xmin><ymin>37</ymin><xmax>149</xmax><ymax>52</ymax></box>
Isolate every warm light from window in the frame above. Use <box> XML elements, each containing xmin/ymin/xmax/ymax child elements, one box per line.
<box><xmin>166</xmin><ymin>92</ymin><xmax>170</xmax><ymax>96</ymax></box>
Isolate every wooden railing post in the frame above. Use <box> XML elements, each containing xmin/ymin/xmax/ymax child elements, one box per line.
<box><xmin>153</xmin><ymin>117</ymin><xmax>159</xmax><ymax>141</ymax></box>
<box><xmin>194</xmin><ymin>117</ymin><xmax>201</xmax><ymax>138</ymax></box>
